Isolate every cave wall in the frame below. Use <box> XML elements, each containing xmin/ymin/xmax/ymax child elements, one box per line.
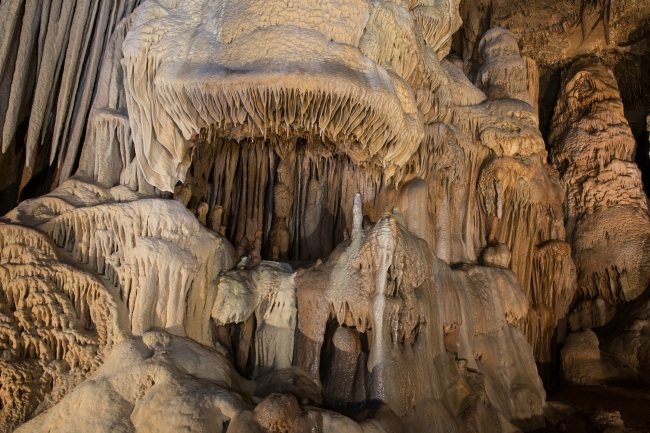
<box><xmin>0</xmin><ymin>0</ymin><xmax>649</xmax><ymax>432</ymax></box>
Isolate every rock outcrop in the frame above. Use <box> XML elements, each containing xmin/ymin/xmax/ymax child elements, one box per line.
<box><xmin>560</xmin><ymin>329</ymin><xmax>638</xmax><ymax>386</ymax></box>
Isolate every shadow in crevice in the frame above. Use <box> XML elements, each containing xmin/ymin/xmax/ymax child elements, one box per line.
<box><xmin>319</xmin><ymin>318</ymin><xmax>371</xmax><ymax>412</ymax></box>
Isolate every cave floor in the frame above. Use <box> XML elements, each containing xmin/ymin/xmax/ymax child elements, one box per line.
<box><xmin>545</xmin><ymin>385</ymin><xmax>650</xmax><ymax>432</ymax></box>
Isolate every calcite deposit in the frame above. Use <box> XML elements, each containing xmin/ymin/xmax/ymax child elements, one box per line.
<box><xmin>0</xmin><ymin>0</ymin><xmax>649</xmax><ymax>432</ymax></box>
<box><xmin>550</xmin><ymin>57</ymin><xmax>650</xmax><ymax>330</ymax></box>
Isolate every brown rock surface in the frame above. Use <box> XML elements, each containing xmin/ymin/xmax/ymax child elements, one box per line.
<box><xmin>0</xmin><ymin>0</ymin><xmax>649</xmax><ymax>431</ymax></box>
<box><xmin>550</xmin><ymin>57</ymin><xmax>650</xmax><ymax>329</ymax></box>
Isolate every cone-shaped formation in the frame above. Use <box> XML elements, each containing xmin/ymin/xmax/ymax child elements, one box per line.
<box><xmin>7</xmin><ymin>0</ymin><xmax>650</xmax><ymax>429</ymax></box>
<box><xmin>550</xmin><ymin>57</ymin><xmax>650</xmax><ymax>330</ymax></box>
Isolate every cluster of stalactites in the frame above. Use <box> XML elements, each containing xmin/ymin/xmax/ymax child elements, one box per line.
<box><xmin>75</xmin><ymin>12</ymin><xmax>154</xmax><ymax>194</ymax></box>
<box><xmin>157</xmin><ymin>23</ymin><xmax>563</xmax><ymax>291</ymax></box>
<box><xmin>0</xmin><ymin>0</ymin><xmax>141</xmax><ymax>192</ymax></box>
<box><xmin>5</xmin><ymin>180</ymin><xmax>237</xmax><ymax>346</ymax></box>
<box><xmin>458</xmin><ymin>27</ymin><xmax>577</xmax><ymax>364</ymax></box>
<box><xmin>0</xmin><ymin>224</ymin><xmax>117</xmax><ymax>358</ymax></box>
<box><xmin>174</xmin><ymin>132</ymin><xmax>425</xmax><ymax>263</ymax></box>
<box><xmin>117</xmin><ymin>0</ymin><xmax>461</xmax><ymax>192</ymax></box>
<box><xmin>518</xmin><ymin>240</ymin><xmax>577</xmax><ymax>363</ymax></box>
<box><xmin>48</xmin><ymin>201</ymin><xmax>231</xmax><ymax>338</ymax></box>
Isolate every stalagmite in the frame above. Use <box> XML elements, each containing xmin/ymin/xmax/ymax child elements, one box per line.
<box><xmin>550</xmin><ymin>57</ymin><xmax>650</xmax><ymax>329</ymax></box>
<box><xmin>293</xmin><ymin>208</ymin><xmax>546</xmax><ymax>432</ymax></box>
<box><xmin>596</xmin><ymin>93</ymin><xmax>650</xmax><ymax>380</ymax></box>
<box><xmin>599</xmin><ymin>291</ymin><xmax>650</xmax><ymax>378</ymax></box>
<box><xmin>0</xmin><ymin>0</ymin><xmax>649</xmax><ymax>431</ymax></box>
<box><xmin>211</xmin><ymin>262</ymin><xmax>297</xmax><ymax>377</ymax></box>
<box><xmin>476</xmin><ymin>28</ymin><xmax>534</xmax><ymax>105</ymax></box>
<box><xmin>560</xmin><ymin>330</ymin><xmax>638</xmax><ymax>386</ymax></box>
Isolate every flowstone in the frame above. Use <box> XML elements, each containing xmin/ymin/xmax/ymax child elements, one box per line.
<box><xmin>1</xmin><ymin>0</ymin><xmax>650</xmax><ymax>431</ymax></box>
<box><xmin>550</xmin><ymin>57</ymin><xmax>650</xmax><ymax>330</ymax></box>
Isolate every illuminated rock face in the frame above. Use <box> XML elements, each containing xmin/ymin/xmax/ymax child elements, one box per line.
<box><xmin>121</xmin><ymin>0</ymin><xmax>461</xmax><ymax>192</ymax></box>
<box><xmin>0</xmin><ymin>0</ymin><xmax>649</xmax><ymax>432</ymax></box>
<box><xmin>0</xmin><ymin>223</ymin><xmax>123</xmax><ymax>432</ymax></box>
<box><xmin>550</xmin><ymin>58</ymin><xmax>650</xmax><ymax>330</ymax></box>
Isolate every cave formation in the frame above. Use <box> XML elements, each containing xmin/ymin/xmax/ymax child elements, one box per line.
<box><xmin>0</xmin><ymin>0</ymin><xmax>649</xmax><ymax>432</ymax></box>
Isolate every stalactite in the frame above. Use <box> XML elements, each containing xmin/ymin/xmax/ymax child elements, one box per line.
<box><xmin>173</xmin><ymin>133</ymin><xmax>396</xmax><ymax>262</ymax></box>
<box><xmin>581</xmin><ymin>0</ymin><xmax>612</xmax><ymax>44</ymax></box>
<box><xmin>1</xmin><ymin>0</ymin><xmax>43</xmax><ymax>154</ymax></box>
<box><xmin>5</xmin><ymin>0</ymin><xmax>648</xmax><ymax>429</ymax></box>
<box><xmin>0</xmin><ymin>0</ymin><xmax>142</xmax><ymax>195</ymax></box>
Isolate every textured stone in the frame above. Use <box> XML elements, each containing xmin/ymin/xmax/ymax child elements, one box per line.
<box><xmin>0</xmin><ymin>0</ymin><xmax>649</xmax><ymax>432</ymax></box>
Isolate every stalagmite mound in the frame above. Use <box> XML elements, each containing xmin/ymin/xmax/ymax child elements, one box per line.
<box><xmin>549</xmin><ymin>57</ymin><xmax>650</xmax><ymax>330</ymax></box>
<box><xmin>598</xmin><ymin>278</ymin><xmax>650</xmax><ymax>380</ymax></box>
<box><xmin>559</xmin><ymin>329</ymin><xmax>639</xmax><ymax>386</ymax></box>
<box><xmin>0</xmin><ymin>0</ymin><xmax>649</xmax><ymax>431</ymax></box>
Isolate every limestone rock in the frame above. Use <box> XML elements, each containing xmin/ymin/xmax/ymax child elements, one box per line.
<box><xmin>560</xmin><ymin>330</ymin><xmax>638</xmax><ymax>386</ymax></box>
<box><xmin>600</xmin><ymin>292</ymin><xmax>650</xmax><ymax>378</ymax></box>
<box><xmin>16</xmin><ymin>330</ymin><xmax>409</xmax><ymax>433</ymax></box>
<box><xmin>0</xmin><ymin>223</ymin><xmax>123</xmax><ymax>431</ymax></box>
<box><xmin>587</xmin><ymin>411</ymin><xmax>626</xmax><ymax>433</ymax></box>
<box><xmin>457</xmin><ymin>0</ymin><xmax>650</xmax><ymax>70</ymax></box>
<box><xmin>550</xmin><ymin>57</ymin><xmax>650</xmax><ymax>329</ymax></box>
<box><xmin>2</xmin><ymin>0</ymin><xmax>649</xmax><ymax>430</ymax></box>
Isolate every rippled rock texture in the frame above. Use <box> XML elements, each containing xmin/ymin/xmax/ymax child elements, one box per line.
<box><xmin>0</xmin><ymin>0</ymin><xmax>649</xmax><ymax>432</ymax></box>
